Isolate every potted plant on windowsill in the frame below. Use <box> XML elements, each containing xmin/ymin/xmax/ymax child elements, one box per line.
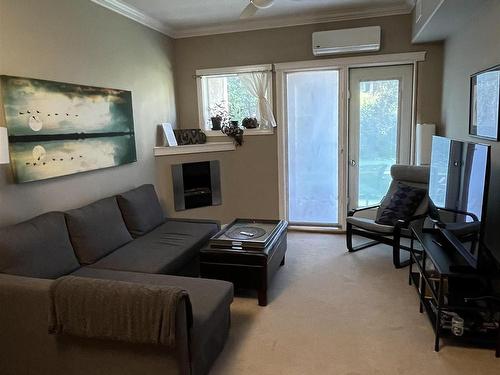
<box><xmin>209</xmin><ymin>102</ymin><xmax>229</xmax><ymax>131</ymax></box>
<box><xmin>242</xmin><ymin>117</ymin><xmax>259</xmax><ymax>129</ymax></box>
<box><xmin>222</xmin><ymin>120</ymin><xmax>244</xmax><ymax>146</ymax></box>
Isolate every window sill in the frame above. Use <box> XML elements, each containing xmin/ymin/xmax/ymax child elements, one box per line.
<box><xmin>204</xmin><ymin>128</ymin><xmax>274</xmax><ymax>137</ymax></box>
<box><xmin>154</xmin><ymin>142</ymin><xmax>235</xmax><ymax>156</ymax></box>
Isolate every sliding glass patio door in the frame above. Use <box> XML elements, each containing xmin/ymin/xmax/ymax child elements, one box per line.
<box><xmin>277</xmin><ymin>60</ymin><xmax>416</xmax><ymax>229</ymax></box>
<box><xmin>286</xmin><ymin>70</ymin><xmax>341</xmax><ymax>226</ymax></box>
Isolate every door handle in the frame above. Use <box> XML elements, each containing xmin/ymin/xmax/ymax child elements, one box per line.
<box><xmin>350</xmin><ymin>160</ymin><xmax>357</xmax><ymax>166</ymax></box>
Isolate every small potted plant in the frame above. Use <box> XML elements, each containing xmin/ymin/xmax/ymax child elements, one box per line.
<box><xmin>242</xmin><ymin>117</ymin><xmax>259</xmax><ymax>129</ymax></box>
<box><xmin>209</xmin><ymin>102</ymin><xmax>229</xmax><ymax>131</ymax></box>
<box><xmin>221</xmin><ymin>121</ymin><xmax>244</xmax><ymax>146</ymax></box>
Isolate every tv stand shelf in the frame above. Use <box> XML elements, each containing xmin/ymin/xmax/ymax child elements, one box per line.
<box><xmin>413</xmin><ymin>229</ymin><xmax>475</xmax><ymax>276</ymax></box>
<box><xmin>409</xmin><ymin>227</ymin><xmax>500</xmax><ymax>357</ymax></box>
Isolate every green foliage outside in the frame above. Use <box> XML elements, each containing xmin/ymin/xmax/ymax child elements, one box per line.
<box><xmin>358</xmin><ymin>80</ymin><xmax>399</xmax><ymax>205</ymax></box>
<box><xmin>227</xmin><ymin>76</ymin><xmax>258</xmax><ymax>124</ymax></box>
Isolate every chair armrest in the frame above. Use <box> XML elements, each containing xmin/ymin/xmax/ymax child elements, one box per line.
<box><xmin>436</xmin><ymin>207</ymin><xmax>479</xmax><ymax>222</ymax></box>
<box><xmin>395</xmin><ymin>213</ymin><xmax>429</xmax><ymax>229</ymax></box>
<box><xmin>348</xmin><ymin>205</ymin><xmax>380</xmax><ymax>217</ymax></box>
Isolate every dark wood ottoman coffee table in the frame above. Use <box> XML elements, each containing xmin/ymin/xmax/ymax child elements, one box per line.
<box><xmin>200</xmin><ymin>219</ymin><xmax>288</xmax><ymax>306</ymax></box>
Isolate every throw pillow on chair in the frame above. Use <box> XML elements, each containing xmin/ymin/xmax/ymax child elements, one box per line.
<box><xmin>375</xmin><ymin>182</ymin><xmax>427</xmax><ymax>226</ymax></box>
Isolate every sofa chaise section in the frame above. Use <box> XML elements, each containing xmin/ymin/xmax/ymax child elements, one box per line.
<box><xmin>72</xmin><ymin>268</ymin><xmax>234</xmax><ymax>375</ymax></box>
<box><xmin>0</xmin><ymin>273</ymin><xmax>191</xmax><ymax>375</ymax></box>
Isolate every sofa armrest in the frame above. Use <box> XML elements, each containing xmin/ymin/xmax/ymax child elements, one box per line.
<box><xmin>166</xmin><ymin>218</ymin><xmax>221</xmax><ymax>230</ymax></box>
<box><xmin>0</xmin><ymin>274</ymin><xmax>54</xmax><ymax>374</ymax></box>
<box><xmin>0</xmin><ymin>273</ymin><xmax>191</xmax><ymax>375</ymax></box>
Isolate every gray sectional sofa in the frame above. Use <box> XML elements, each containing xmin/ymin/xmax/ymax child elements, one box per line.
<box><xmin>0</xmin><ymin>184</ymin><xmax>233</xmax><ymax>375</ymax></box>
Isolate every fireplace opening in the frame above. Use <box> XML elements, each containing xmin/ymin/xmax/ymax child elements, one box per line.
<box><xmin>172</xmin><ymin>161</ymin><xmax>221</xmax><ymax>211</ymax></box>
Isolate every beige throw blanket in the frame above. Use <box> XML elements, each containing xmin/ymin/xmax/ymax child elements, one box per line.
<box><xmin>48</xmin><ymin>276</ymin><xmax>192</xmax><ymax>348</ymax></box>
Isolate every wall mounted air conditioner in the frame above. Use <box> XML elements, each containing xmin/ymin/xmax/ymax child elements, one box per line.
<box><xmin>312</xmin><ymin>26</ymin><xmax>381</xmax><ymax>56</ymax></box>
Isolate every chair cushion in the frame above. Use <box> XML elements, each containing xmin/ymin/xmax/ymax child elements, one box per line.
<box><xmin>347</xmin><ymin>216</ymin><xmax>394</xmax><ymax>234</ymax></box>
<box><xmin>117</xmin><ymin>184</ymin><xmax>165</xmax><ymax>238</ymax></box>
<box><xmin>87</xmin><ymin>220</ymin><xmax>219</xmax><ymax>274</ymax></box>
<box><xmin>65</xmin><ymin>197</ymin><xmax>133</xmax><ymax>265</ymax></box>
<box><xmin>391</xmin><ymin>164</ymin><xmax>429</xmax><ymax>184</ymax></box>
<box><xmin>70</xmin><ymin>267</ymin><xmax>233</xmax><ymax>362</ymax></box>
<box><xmin>376</xmin><ymin>182</ymin><xmax>426</xmax><ymax>226</ymax></box>
<box><xmin>0</xmin><ymin>212</ymin><xmax>80</xmax><ymax>278</ymax></box>
<box><xmin>379</xmin><ymin>165</ymin><xmax>429</xmax><ymax>218</ymax></box>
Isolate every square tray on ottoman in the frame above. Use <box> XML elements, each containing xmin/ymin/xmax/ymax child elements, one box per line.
<box><xmin>200</xmin><ymin>219</ymin><xmax>288</xmax><ymax>306</ymax></box>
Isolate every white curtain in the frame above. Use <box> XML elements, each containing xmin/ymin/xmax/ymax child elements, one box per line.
<box><xmin>238</xmin><ymin>72</ymin><xmax>277</xmax><ymax>128</ymax></box>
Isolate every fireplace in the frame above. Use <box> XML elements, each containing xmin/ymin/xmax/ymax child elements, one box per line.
<box><xmin>172</xmin><ymin>161</ymin><xmax>221</xmax><ymax>211</ymax></box>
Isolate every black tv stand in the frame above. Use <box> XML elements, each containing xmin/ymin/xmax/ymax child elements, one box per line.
<box><xmin>409</xmin><ymin>227</ymin><xmax>500</xmax><ymax>357</ymax></box>
<box><xmin>449</xmin><ymin>264</ymin><xmax>476</xmax><ymax>274</ymax></box>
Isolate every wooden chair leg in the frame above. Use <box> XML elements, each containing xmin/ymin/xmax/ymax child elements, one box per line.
<box><xmin>496</xmin><ymin>327</ymin><xmax>500</xmax><ymax>358</ymax></box>
<box><xmin>393</xmin><ymin>228</ymin><xmax>410</xmax><ymax>268</ymax></box>
<box><xmin>393</xmin><ymin>234</ymin><xmax>401</xmax><ymax>268</ymax></box>
<box><xmin>346</xmin><ymin>222</ymin><xmax>354</xmax><ymax>252</ymax></box>
<box><xmin>347</xmin><ymin>223</ymin><xmax>381</xmax><ymax>252</ymax></box>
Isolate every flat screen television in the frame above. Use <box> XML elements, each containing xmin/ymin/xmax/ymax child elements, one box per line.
<box><xmin>428</xmin><ymin>136</ymin><xmax>492</xmax><ymax>270</ymax></box>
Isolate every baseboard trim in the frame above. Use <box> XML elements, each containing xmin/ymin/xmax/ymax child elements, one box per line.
<box><xmin>288</xmin><ymin>226</ymin><xmax>346</xmax><ymax>234</ymax></box>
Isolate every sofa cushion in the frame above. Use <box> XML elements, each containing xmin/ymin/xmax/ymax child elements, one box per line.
<box><xmin>117</xmin><ymin>184</ymin><xmax>165</xmax><ymax>238</ymax></box>
<box><xmin>87</xmin><ymin>220</ymin><xmax>219</xmax><ymax>274</ymax></box>
<box><xmin>0</xmin><ymin>212</ymin><xmax>80</xmax><ymax>278</ymax></box>
<box><xmin>65</xmin><ymin>197</ymin><xmax>133</xmax><ymax>265</ymax></box>
<box><xmin>71</xmin><ymin>267</ymin><xmax>233</xmax><ymax>371</ymax></box>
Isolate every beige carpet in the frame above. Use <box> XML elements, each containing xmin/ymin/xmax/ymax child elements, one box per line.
<box><xmin>209</xmin><ymin>232</ymin><xmax>500</xmax><ymax>375</ymax></box>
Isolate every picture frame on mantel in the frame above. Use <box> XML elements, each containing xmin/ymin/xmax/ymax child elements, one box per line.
<box><xmin>161</xmin><ymin>123</ymin><xmax>178</xmax><ymax>146</ymax></box>
<box><xmin>469</xmin><ymin>64</ymin><xmax>500</xmax><ymax>141</ymax></box>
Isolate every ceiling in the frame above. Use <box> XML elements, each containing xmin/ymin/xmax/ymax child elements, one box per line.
<box><xmin>92</xmin><ymin>0</ymin><xmax>415</xmax><ymax>38</ymax></box>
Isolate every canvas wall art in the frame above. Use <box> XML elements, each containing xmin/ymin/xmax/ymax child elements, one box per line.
<box><xmin>469</xmin><ymin>65</ymin><xmax>500</xmax><ymax>141</ymax></box>
<box><xmin>0</xmin><ymin>75</ymin><xmax>137</xmax><ymax>183</ymax></box>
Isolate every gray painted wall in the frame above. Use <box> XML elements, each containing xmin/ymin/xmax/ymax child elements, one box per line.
<box><xmin>0</xmin><ymin>0</ymin><xmax>177</xmax><ymax>226</ymax></box>
<box><xmin>169</xmin><ymin>14</ymin><xmax>443</xmax><ymax>224</ymax></box>
<box><xmin>441</xmin><ymin>0</ymin><xmax>500</xmax><ymax>259</ymax></box>
<box><xmin>412</xmin><ymin>0</ymin><xmax>443</xmax><ymax>41</ymax></box>
<box><xmin>0</xmin><ymin>2</ymin><xmax>445</xmax><ymax>227</ymax></box>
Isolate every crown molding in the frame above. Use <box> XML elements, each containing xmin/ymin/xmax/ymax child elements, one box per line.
<box><xmin>172</xmin><ymin>3</ymin><xmax>414</xmax><ymax>38</ymax></box>
<box><xmin>90</xmin><ymin>0</ymin><xmax>173</xmax><ymax>37</ymax></box>
<box><xmin>91</xmin><ymin>0</ymin><xmax>414</xmax><ymax>40</ymax></box>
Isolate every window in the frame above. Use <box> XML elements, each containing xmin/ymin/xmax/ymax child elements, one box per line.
<box><xmin>196</xmin><ymin>65</ymin><xmax>274</xmax><ymax>135</ymax></box>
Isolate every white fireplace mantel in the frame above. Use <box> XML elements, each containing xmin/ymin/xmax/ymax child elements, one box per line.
<box><xmin>154</xmin><ymin>142</ymin><xmax>235</xmax><ymax>156</ymax></box>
